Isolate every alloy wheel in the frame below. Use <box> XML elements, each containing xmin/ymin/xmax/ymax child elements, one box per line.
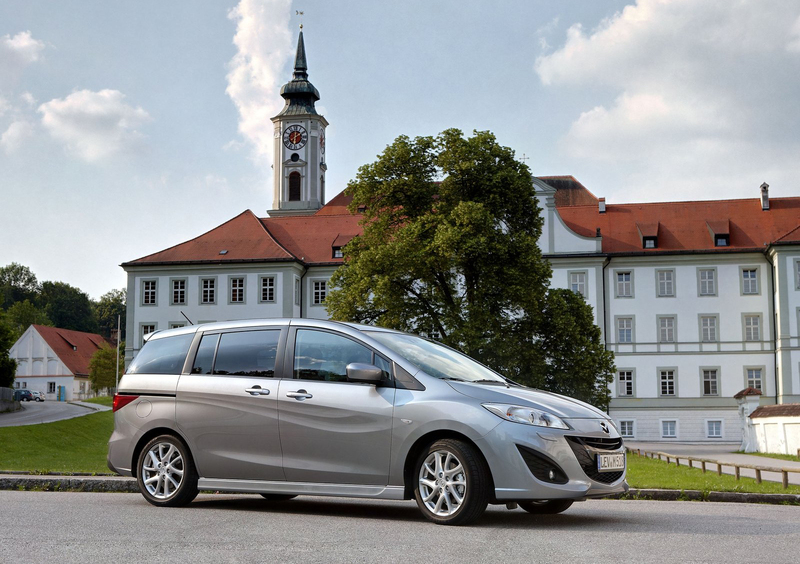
<box><xmin>418</xmin><ymin>450</ymin><xmax>467</xmax><ymax>517</ymax></box>
<box><xmin>141</xmin><ymin>442</ymin><xmax>185</xmax><ymax>500</ymax></box>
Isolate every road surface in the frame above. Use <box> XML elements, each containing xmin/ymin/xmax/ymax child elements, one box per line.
<box><xmin>0</xmin><ymin>401</ymin><xmax>99</xmax><ymax>427</ymax></box>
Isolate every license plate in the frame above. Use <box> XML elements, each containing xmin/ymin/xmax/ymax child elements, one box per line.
<box><xmin>597</xmin><ymin>453</ymin><xmax>625</xmax><ymax>472</ymax></box>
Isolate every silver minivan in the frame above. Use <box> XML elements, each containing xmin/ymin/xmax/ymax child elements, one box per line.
<box><xmin>108</xmin><ymin>319</ymin><xmax>627</xmax><ymax>525</ymax></box>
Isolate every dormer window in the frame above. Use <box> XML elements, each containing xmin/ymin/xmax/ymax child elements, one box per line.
<box><xmin>706</xmin><ymin>220</ymin><xmax>730</xmax><ymax>248</ymax></box>
<box><xmin>636</xmin><ymin>222</ymin><xmax>659</xmax><ymax>250</ymax></box>
<box><xmin>643</xmin><ymin>237</ymin><xmax>657</xmax><ymax>249</ymax></box>
<box><xmin>332</xmin><ymin>247</ymin><xmax>343</xmax><ymax>258</ymax></box>
<box><xmin>715</xmin><ymin>235</ymin><xmax>729</xmax><ymax>247</ymax></box>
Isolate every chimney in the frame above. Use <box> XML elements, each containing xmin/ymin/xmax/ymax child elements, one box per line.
<box><xmin>760</xmin><ymin>182</ymin><xmax>769</xmax><ymax>211</ymax></box>
<box><xmin>598</xmin><ymin>197</ymin><xmax>606</xmax><ymax>214</ymax></box>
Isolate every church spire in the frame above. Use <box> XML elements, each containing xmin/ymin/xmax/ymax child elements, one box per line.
<box><xmin>293</xmin><ymin>31</ymin><xmax>308</xmax><ymax>79</ymax></box>
<box><xmin>276</xmin><ymin>30</ymin><xmax>320</xmax><ymax>117</ymax></box>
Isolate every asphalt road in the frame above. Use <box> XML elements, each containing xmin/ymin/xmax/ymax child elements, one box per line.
<box><xmin>0</xmin><ymin>401</ymin><xmax>99</xmax><ymax>427</ymax></box>
<box><xmin>1</xmin><ymin>492</ymin><xmax>797</xmax><ymax>563</ymax></box>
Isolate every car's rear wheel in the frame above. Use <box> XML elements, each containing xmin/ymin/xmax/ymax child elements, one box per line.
<box><xmin>413</xmin><ymin>439</ymin><xmax>490</xmax><ymax>526</ymax></box>
<box><xmin>259</xmin><ymin>494</ymin><xmax>297</xmax><ymax>501</ymax></box>
<box><xmin>518</xmin><ymin>499</ymin><xmax>574</xmax><ymax>514</ymax></box>
<box><xmin>136</xmin><ymin>435</ymin><xmax>198</xmax><ymax>507</ymax></box>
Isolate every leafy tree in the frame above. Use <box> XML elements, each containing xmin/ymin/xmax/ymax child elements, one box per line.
<box><xmin>0</xmin><ymin>320</ymin><xmax>17</xmax><ymax>388</ymax></box>
<box><xmin>0</xmin><ymin>262</ymin><xmax>40</xmax><ymax>309</ymax></box>
<box><xmin>88</xmin><ymin>342</ymin><xmax>124</xmax><ymax>392</ymax></box>
<box><xmin>5</xmin><ymin>299</ymin><xmax>52</xmax><ymax>339</ymax></box>
<box><xmin>93</xmin><ymin>289</ymin><xmax>126</xmax><ymax>340</ymax></box>
<box><xmin>39</xmin><ymin>281</ymin><xmax>98</xmax><ymax>333</ymax></box>
<box><xmin>327</xmin><ymin>129</ymin><xmax>614</xmax><ymax>408</ymax></box>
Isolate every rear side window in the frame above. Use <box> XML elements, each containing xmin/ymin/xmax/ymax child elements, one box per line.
<box><xmin>192</xmin><ymin>330</ymin><xmax>280</xmax><ymax>377</ymax></box>
<box><xmin>127</xmin><ymin>334</ymin><xmax>194</xmax><ymax>375</ymax></box>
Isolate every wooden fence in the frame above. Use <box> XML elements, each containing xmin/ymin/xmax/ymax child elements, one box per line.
<box><xmin>627</xmin><ymin>447</ymin><xmax>800</xmax><ymax>489</ymax></box>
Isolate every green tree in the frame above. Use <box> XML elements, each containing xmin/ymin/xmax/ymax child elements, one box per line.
<box><xmin>5</xmin><ymin>299</ymin><xmax>52</xmax><ymax>339</ymax></box>
<box><xmin>0</xmin><ymin>320</ymin><xmax>17</xmax><ymax>388</ymax></box>
<box><xmin>0</xmin><ymin>262</ymin><xmax>40</xmax><ymax>309</ymax></box>
<box><xmin>93</xmin><ymin>289</ymin><xmax>126</xmax><ymax>340</ymax></box>
<box><xmin>39</xmin><ymin>281</ymin><xmax>98</xmax><ymax>333</ymax></box>
<box><xmin>88</xmin><ymin>342</ymin><xmax>124</xmax><ymax>392</ymax></box>
<box><xmin>326</xmin><ymin>129</ymin><xmax>614</xmax><ymax>408</ymax></box>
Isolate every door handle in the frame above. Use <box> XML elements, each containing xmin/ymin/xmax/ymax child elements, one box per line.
<box><xmin>245</xmin><ymin>386</ymin><xmax>270</xmax><ymax>396</ymax></box>
<box><xmin>286</xmin><ymin>390</ymin><xmax>313</xmax><ymax>400</ymax></box>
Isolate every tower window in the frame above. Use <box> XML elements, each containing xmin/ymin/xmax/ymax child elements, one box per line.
<box><xmin>290</xmin><ymin>153</ymin><xmax>300</xmax><ymax>162</ymax></box>
<box><xmin>289</xmin><ymin>172</ymin><xmax>301</xmax><ymax>201</ymax></box>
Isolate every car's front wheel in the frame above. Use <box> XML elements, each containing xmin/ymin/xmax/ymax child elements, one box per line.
<box><xmin>136</xmin><ymin>435</ymin><xmax>198</xmax><ymax>507</ymax></box>
<box><xmin>413</xmin><ymin>438</ymin><xmax>490</xmax><ymax>525</ymax></box>
<box><xmin>518</xmin><ymin>499</ymin><xmax>574</xmax><ymax>514</ymax></box>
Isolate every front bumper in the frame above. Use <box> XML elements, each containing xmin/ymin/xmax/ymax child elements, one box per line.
<box><xmin>476</xmin><ymin>418</ymin><xmax>628</xmax><ymax>501</ymax></box>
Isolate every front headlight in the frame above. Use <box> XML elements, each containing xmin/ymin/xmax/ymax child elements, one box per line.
<box><xmin>482</xmin><ymin>403</ymin><xmax>570</xmax><ymax>430</ymax></box>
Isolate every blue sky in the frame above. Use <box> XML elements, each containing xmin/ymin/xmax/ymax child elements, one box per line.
<box><xmin>2</xmin><ymin>0</ymin><xmax>799</xmax><ymax>299</ymax></box>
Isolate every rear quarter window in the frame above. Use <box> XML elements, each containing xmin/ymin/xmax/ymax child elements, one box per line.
<box><xmin>127</xmin><ymin>334</ymin><xmax>194</xmax><ymax>375</ymax></box>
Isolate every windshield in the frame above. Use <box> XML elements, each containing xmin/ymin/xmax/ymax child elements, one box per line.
<box><xmin>365</xmin><ymin>331</ymin><xmax>507</xmax><ymax>383</ymax></box>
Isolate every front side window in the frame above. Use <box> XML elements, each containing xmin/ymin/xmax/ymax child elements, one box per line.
<box><xmin>700</xmin><ymin>316</ymin><xmax>717</xmax><ymax>342</ymax></box>
<box><xmin>313</xmin><ymin>281</ymin><xmax>327</xmax><ymax>305</ymax></box>
<box><xmin>172</xmin><ymin>279</ymin><xmax>186</xmax><ymax>305</ymax></box>
<box><xmin>616</xmin><ymin>272</ymin><xmax>632</xmax><ymax>297</ymax></box>
<box><xmin>659</xmin><ymin>370</ymin><xmax>675</xmax><ymax>396</ymax></box>
<box><xmin>143</xmin><ymin>280</ymin><xmax>157</xmax><ymax>305</ymax></box>
<box><xmin>211</xmin><ymin>330</ymin><xmax>280</xmax><ymax>377</ymax></box>
<box><xmin>744</xmin><ymin>315</ymin><xmax>760</xmax><ymax>341</ymax></box>
<box><xmin>617</xmin><ymin>318</ymin><xmax>633</xmax><ymax>343</ymax></box>
<box><xmin>618</xmin><ymin>370</ymin><xmax>634</xmax><ymax>396</ymax></box>
<box><xmin>127</xmin><ymin>334</ymin><xmax>194</xmax><ymax>375</ymax></box>
<box><xmin>659</xmin><ymin>317</ymin><xmax>675</xmax><ymax>343</ymax></box>
<box><xmin>294</xmin><ymin>329</ymin><xmax>373</xmax><ymax>382</ymax></box>
<box><xmin>747</xmin><ymin>368</ymin><xmax>762</xmax><ymax>390</ymax></box>
<box><xmin>703</xmin><ymin>369</ymin><xmax>718</xmax><ymax>396</ymax></box>
<box><xmin>662</xmin><ymin>420</ymin><xmax>677</xmax><ymax>438</ymax></box>
<box><xmin>230</xmin><ymin>277</ymin><xmax>245</xmax><ymax>303</ymax></box>
<box><xmin>261</xmin><ymin>277</ymin><xmax>275</xmax><ymax>302</ymax></box>
<box><xmin>201</xmin><ymin>278</ymin><xmax>216</xmax><ymax>304</ymax></box>
<box><xmin>570</xmin><ymin>272</ymin><xmax>586</xmax><ymax>297</ymax></box>
<box><xmin>657</xmin><ymin>270</ymin><xmax>674</xmax><ymax>297</ymax></box>
<box><xmin>619</xmin><ymin>421</ymin><xmax>634</xmax><ymax>438</ymax></box>
<box><xmin>699</xmin><ymin>269</ymin><xmax>716</xmax><ymax>296</ymax></box>
<box><xmin>742</xmin><ymin>269</ymin><xmax>758</xmax><ymax>294</ymax></box>
<box><xmin>707</xmin><ymin>420</ymin><xmax>722</xmax><ymax>438</ymax></box>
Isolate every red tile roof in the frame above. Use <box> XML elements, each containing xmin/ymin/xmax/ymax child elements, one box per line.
<box><xmin>556</xmin><ymin>196</ymin><xmax>800</xmax><ymax>254</ymax></box>
<box><xmin>734</xmin><ymin>387</ymin><xmax>763</xmax><ymax>399</ymax></box>
<box><xmin>33</xmin><ymin>325</ymin><xmax>108</xmax><ymax>376</ymax></box>
<box><xmin>540</xmin><ymin>176</ymin><xmax>600</xmax><ymax>207</ymax></box>
<box><xmin>750</xmin><ymin>404</ymin><xmax>800</xmax><ymax>419</ymax></box>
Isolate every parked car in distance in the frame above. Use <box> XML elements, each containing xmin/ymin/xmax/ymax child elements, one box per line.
<box><xmin>108</xmin><ymin>319</ymin><xmax>627</xmax><ymax>525</ymax></box>
<box><xmin>31</xmin><ymin>391</ymin><xmax>46</xmax><ymax>402</ymax></box>
<box><xmin>15</xmin><ymin>390</ymin><xmax>34</xmax><ymax>402</ymax></box>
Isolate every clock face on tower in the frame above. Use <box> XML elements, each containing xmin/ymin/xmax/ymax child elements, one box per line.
<box><xmin>283</xmin><ymin>124</ymin><xmax>308</xmax><ymax>150</ymax></box>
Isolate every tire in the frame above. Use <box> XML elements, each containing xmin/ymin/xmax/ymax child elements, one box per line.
<box><xmin>136</xmin><ymin>435</ymin><xmax>198</xmax><ymax>507</ymax></box>
<box><xmin>259</xmin><ymin>494</ymin><xmax>297</xmax><ymax>501</ymax></box>
<box><xmin>518</xmin><ymin>499</ymin><xmax>574</xmax><ymax>515</ymax></box>
<box><xmin>413</xmin><ymin>438</ymin><xmax>490</xmax><ymax>526</ymax></box>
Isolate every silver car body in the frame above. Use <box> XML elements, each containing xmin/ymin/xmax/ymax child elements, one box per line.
<box><xmin>108</xmin><ymin>318</ymin><xmax>627</xmax><ymax>503</ymax></box>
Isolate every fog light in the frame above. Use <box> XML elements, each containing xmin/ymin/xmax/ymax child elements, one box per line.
<box><xmin>548</xmin><ymin>470</ymin><xmax>555</xmax><ymax>480</ymax></box>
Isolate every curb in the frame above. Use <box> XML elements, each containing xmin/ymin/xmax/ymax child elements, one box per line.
<box><xmin>0</xmin><ymin>476</ymin><xmax>798</xmax><ymax>505</ymax></box>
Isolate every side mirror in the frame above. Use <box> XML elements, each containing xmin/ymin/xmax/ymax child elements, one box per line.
<box><xmin>346</xmin><ymin>363</ymin><xmax>383</xmax><ymax>384</ymax></box>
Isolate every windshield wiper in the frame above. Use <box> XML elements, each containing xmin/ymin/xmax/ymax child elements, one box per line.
<box><xmin>471</xmin><ymin>379</ymin><xmax>511</xmax><ymax>387</ymax></box>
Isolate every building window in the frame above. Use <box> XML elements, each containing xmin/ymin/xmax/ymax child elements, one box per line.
<box><xmin>294</xmin><ymin>277</ymin><xmax>301</xmax><ymax>306</ymax></box>
<box><xmin>169</xmin><ymin>323</ymin><xmax>185</xmax><ymax>329</ymax></box>
<box><xmin>643</xmin><ymin>237</ymin><xmax>657</xmax><ymax>249</ymax></box>
<box><xmin>659</xmin><ymin>370</ymin><xmax>676</xmax><ymax>396</ymax></box>
<box><xmin>699</xmin><ymin>269</ymin><xmax>716</xmax><ymax>296</ymax></box>
<box><xmin>707</xmin><ymin>420</ymin><xmax>722</xmax><ymax>438</ymax></box>
<box><xmin>618</xmin><ymin>370</ymin><xmax>634</xmax><ymax>396</ymax></box>
<box><xmin>313</xmin><ymin>281</ymin><xmax>327</xmax><ymax>305</ymax></box>
<box><xmin>702</xmin><ymin>369</ymin><xmax>719</xmax><ymax>396</ymax></box>
<box><xmin>332</xmin><ymin>247</ymin><xmax>343</xmax><ymax>259</ymax></box>
<box><xmin>619</xmin><ymin>421</ymin><xmax>635</xmax><ymax>438</ymax></box>
<box><xmin>142</xmin><ymin>280</ymin><xmax>157</xmax><ymax>305</ymax></box>
<box><xmin>171</xmin><ymin>279</ymin><xmax>186</xmax><ymax>305</ymax></box>
<box><xmin>661</xmin><ymin>420</ymin><xmax>677</xmax><ymax>438</ymax></box>
<box><xmin>746</xmin><ymin>368</ymin><xmax>763</xmax><ymax>390</ymax></box>
<box><xmin>700</xmin><ymin>315</ymin><xmax>717</xmax><ymax>342</ymax></box>
<box><xmin>742</xmin><ymin>269</ymin><xmax>758</xmax><ymax>295</ymax></box>
<box><xmin>261</xmin><ymin>277</ymin><xmax>275</xmax><ymax>302</ymax></box>
<box><xmin>141</xmin><ymin>324</ymin><xmax>155</xmax><ymax>342</ymax></box>
<box><xmin>744</xmin><ymin>315</ymin><xmax>760</xmax><ymax>341</ymax></box>
<box><xmin>570</xmin><ymin>271</ymin><xmax>587</xmax><ymax>298</ymax></box>
<box><xmin>289</xmin><ymin>171</ymin><xmax>301</xmax><ymax>201</ymax></box>
<box><xmin>658</xmin><ymin>316</ymin><xmax>675</xmax><ymax>343</ymax></box>
<box><xmin>230</xmin><ymin>277</ymin><xmax>245</xmax><ymax>303</ymax></box>
<box><xmin>656</xmin><ymin>270</ymin><xmax>674</xmax><ymax>297</ymax></box>
<box><xmin>201</xmin><ymin>278</ymin><xmax>216</xmax><ymax>304</ymax></box>
<box><xmin>48</xmin><ymin>382</ymin><xmax>56</xmax><ymax>394</ymax></box>
<box><xmin>715</xmin><ymin>235</ymin><xmax>729</xmax><ymax>247</ymax></box>
<box><xmin>616</xmin><ymin>271</ymin><xmax>632</xmax><ymax>297</ymax></box>
<box><xmin>617</xmin><ymin>317</ymin><xmax>633</xmax><ymax>343</ymax></box>
<box><xmin>796</xmin><ymin>260</ymin><xmax>800</xmax><ymax>289</ymax></box>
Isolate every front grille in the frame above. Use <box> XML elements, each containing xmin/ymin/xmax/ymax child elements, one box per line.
<box><xmin>565</xmin><ymin>436</ymin><xmax>625</xmax><ymax>485</ymax></box>
<box><xmin>516</xmin><ymin>445</ymin><xmax>569</xmax><ymax>484</ymax></box>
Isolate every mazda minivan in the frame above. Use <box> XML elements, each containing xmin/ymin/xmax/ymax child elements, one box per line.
<box><xmin>108</xmin><ymin>319</ymin><xmax>627</xmax><ymax>525</ymax></box>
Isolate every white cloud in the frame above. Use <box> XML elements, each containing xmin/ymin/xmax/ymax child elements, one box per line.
<box><xmin>20</xmin><ymin>92</ymin><xmax>36</xmax><ymax>107</ymax></box>
<box><xmin>38</xmin><ymin>89</ymin><xmax>151</xmax><ymax>162</ymax></box>
<box><xmin>1</xmin><ymin>120</ymin><xmax>34</xmax><ymax>153</ymax></box>
<box><xmin>535</xmin><ymin>0</ymin><xmax>800</xmax><ymax>201</ymax></box>
<box><xmin>0</xmin><ymin>96</ymin><xmax>10</xmax><ymax>117</ymax></box>
<box><xmin>0</xmin><ymin>31</ymin><xmax>45</xmax><ymax>78</ymax></box>
<box><xmin>225</xmin><ymin>0</ymin><xmax>293</xmax><ymax>164</ymax></box>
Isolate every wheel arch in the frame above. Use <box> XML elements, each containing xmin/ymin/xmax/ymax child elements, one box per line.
<box><xmin>130</xmin><ymin>427</ymin><xmax>195</xmax><ymax>478</ymax></box>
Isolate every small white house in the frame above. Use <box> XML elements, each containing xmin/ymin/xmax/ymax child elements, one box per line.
<box><xmin>9</xmin><ymin>324</ymin><xmax>108</xmax><ymax>401</ymax></box>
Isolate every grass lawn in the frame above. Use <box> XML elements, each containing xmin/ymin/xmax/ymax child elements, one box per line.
<box><xmin>0</xmin><ymin>410</ymin><xmax>114</xmax><ymax>474</ymax></box>
<box><xmin>735</xmin><ymin>451</ymin><xmax>800</xmax><ymax>463</ymax></box>
<box><xmin>82</xmin><ymin>396</ymin><xmax>113</xmax><ymax>407</ymax></box>
<box><xmin>626</xmin><ymin>452</ymin><xmax>800</xmax><ymax>495</ymax></box>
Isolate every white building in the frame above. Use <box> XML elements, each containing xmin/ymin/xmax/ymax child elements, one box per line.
<box><xmin>9</xmin><ymin>324</ymin><xmax>107</xmax><ymax>400</ymax></box>
<box><xmin>536</xmin><ymin>176</ymin><xmax>800</xmax><ymax>442</ymax></box>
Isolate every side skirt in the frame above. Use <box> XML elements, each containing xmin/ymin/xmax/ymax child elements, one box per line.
<box><xmin>197</xmin><ymin>478</ymin><xmax>406</xmax><ymax>500</ymax></box>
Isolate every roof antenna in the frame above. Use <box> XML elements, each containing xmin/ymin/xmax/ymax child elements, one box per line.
<box><xmin>180</xmin><ymin>311</ymin><xmax>194</xmax><ymax>325</ymax></box>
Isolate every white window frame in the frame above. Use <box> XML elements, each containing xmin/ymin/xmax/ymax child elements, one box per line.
<box><xmin>615</xmin><ymin>270</ymin><xmax>634</xmax><ymax>298</ymax></box>
<box><xmin>568</xmin><ymin>270</ymin><xmax>588</xmax><ymax>298</ymax></box>
<box><xmin>618</xmin><ymin>369</ymin><xmax>635</xmax><ymax>397</ymax></box>
<box><xmin>656</xmin><ymin>269</ymin><xmax>675</xmax><ymax>297</ymax></box>
<box><xmin>657</xmin><ymin>315</ymin><xmax>676</xmax><ymax>343</ymax></box>
<box><xmin>619</xmin><ymin>420</ymin><xmax>635</xmax><ymax>438</ymax></box>
<box><xmin>228</xmin><ymin>276</ymin><xmax>246</xmax><ymax>304</ymax></box>
<box><xmin>259</xmin><ymin>276</ymin><xmax>276</xmax><ymax>303</ymax></box>
<box><xmin>48</xmin><ymin>382</ymin><xmax>56</xmax><ymax>394</ymax></box>
<box><xmin>199</xmin><ymin>277</ymin><xmax>217</xmax><ymax>305</ymax></box>
<box><xmin>170</xmin><ymin>277</ymin><xmax>187</xmax><ymax>306</ymax></box>
<box><xmin>699</xmin><ymin>314</ymin><xmax>718</xmax><ymax>343</ymax></box>
<box><xmin>740</xmin><ymin>267</ymin><xmax>759</xmax><ymax>295</ymax></box>
<box><xmin>743</xmin><ymin>314</ymin><xmax>761</xmax><ymax>342</ymax></box>
<box><xmin>616</xmin><ymin>317</ymin><xmax>633</xmax><ymax>343</ymax></box>
<box><xmin>294</xmin><ymin>276</ymin><xmax>301</xmax><ymax>306</ymax></box>
<box><xmin>658</xmin><ymin>367</ymin><xmax>677</xmax><ymax>397</ymax></box>
<box><xmin>697</xmin><ymin>268</ymin><xmax>717</xmax><ymax>297</ymax></box>
<box><xmin>312</xmin><ymin>280</ymin><xmax>327</xmax><ymax>305</ymax></box>
<box><xmin>660</xmin><ymin>419</ymin><xmax>678</xmax><ymax>439</ymax></box>
<box><xmin>141</xmin><ymin>279</ymin><xmax>157</xmax><ymax>306</ymax></box>
<box><xmin>701</xmin><ymin>367</ymin><xmax>720</xmax><ymax>397</ymax></box>
<box><xmin>744</xmin><ymin>366</ymin><xmax>764</xmax><ymax>391</ymax></box>
<box><xmin>705</xmin><ymin>419</ymin><xmax>723</xmax><ymax>439</ymax></box>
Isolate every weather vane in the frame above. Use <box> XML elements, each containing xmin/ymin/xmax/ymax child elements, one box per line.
<box><xmin>296</xmin><ymin>10</ymin><xmax>304</xmax><ymax>29</ymax></box>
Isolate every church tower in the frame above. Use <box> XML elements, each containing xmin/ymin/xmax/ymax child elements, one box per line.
<box><xmin>268</xmin><ymin>29</ymin><xmax>328</xmax><ymax>216</ymax></box>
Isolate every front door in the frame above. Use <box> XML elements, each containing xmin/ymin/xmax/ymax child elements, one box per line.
<box><xmin>278</xmin><ymin>328</ymin><xmax>395</xmax><ymax>485</ymax></box>
<box><xmin>176</xmin><ymin>328</ymin><xmax>285</xmax><ymax>481</ymax></box>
